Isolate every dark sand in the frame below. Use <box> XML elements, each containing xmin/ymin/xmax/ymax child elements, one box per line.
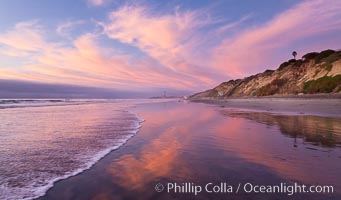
<box><xmin>190</xmin><ymin>97</ymin><xmax>341</xmax><ymax>117</ymax></box>
<box><xmin>37</xmin><ymin>100</ymin><xmax>341</xmax><ymax>200</ymax></box>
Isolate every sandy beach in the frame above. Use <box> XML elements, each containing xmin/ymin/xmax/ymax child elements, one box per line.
<box><xmin>36</xmin><ymin>100</ymin><xmax>341</xmax><ymax>200</ymax></box>
<box><xmin>190</xmin><ymin>96</ymin><xmax>341</xmax><ymax>117</ymax></box>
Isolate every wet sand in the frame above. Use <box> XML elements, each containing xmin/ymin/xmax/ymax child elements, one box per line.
<box><xmin>37</xmin><ymin>100</ymin><xmax>341</xmax><ymax>200</ymax></box>
<box><xmin>190</xmin><ymin>97</ymin><xmax>341</xmax><ymax>117</ymax></box>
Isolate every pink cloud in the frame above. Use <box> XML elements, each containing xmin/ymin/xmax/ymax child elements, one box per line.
<box><xmin>102</xmin><ymin>6</ymin><xmax>204</xmax><ymax>49</ymax></box>
<box><xmin>0</xmin><ymin>0</ymin><xmax>340</xmax><ymax>92</ymax></box>
<box><xmin>100</xmin><ymin>5</ymin><xmax>223</xmax><ymax>87</ymax></box>
<box><xmin>0</xmin><ymin>20</ymin><xmax>46</xmax><ymax>52</ymax></box>
<box><xmin>213</xmin><ymin>0</ymin><xmax>341</xmax><ymax>77</ymax></box>
<box><xmin>0</xmin><ymin>22</ymin><xmax>205</xmax><ymax>90</ymax></box>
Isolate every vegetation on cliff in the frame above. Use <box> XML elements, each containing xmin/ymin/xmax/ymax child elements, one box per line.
<box><xmin>303</xmin><ymin>75</ymin><xmax>341</xmax><ymax>94</ymax></box>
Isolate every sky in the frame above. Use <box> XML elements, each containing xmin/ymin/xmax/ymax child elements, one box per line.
<box><xmin>0</xmin><ymin>0</ymin><xmax>340</xmax><ymax>97</ymax></box>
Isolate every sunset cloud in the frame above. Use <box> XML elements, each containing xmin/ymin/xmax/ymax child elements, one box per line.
<box><xmin>214</xmin><ymin>0</ymin><xmax>341</xmax><ymax>77</ymax></box>
<box><xmin>0</xmin><ymin>20</ymin><xmax>49</xmax><ymax>52</ymax></box>
<box><xmin>100</xmin><ymin>5</ymin><xmax>223</xmax><ymax>86</ymax></box>
<box><xmin>0</xmin><ymin>0</ymin><xmax>340</xmax><ymax>94</ymax></box>
<box><xmin>0</xmin><ymin>21</ymin><xmax>207</xmax><ymax>90</ymax></box>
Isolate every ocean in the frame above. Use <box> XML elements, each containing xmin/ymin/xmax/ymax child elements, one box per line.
<box><xmin>0</xmin><ymin>99</ymin><xmax>164</xmax><ymax>200</ymax></box>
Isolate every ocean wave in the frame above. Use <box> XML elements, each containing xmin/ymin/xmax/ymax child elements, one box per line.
<box><xmin>0</xmin><ymin>103</ymin><xmax>144</xmax><ymax>200</ymax></box>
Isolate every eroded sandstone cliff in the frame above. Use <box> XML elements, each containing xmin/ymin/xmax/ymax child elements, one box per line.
<box><xmin>190</xmin><ymin>49</ymin><xmax>341</xmax><ymax>99</ymax></box>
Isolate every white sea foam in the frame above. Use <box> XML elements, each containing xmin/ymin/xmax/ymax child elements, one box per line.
<box><xmin>0</xmin><ymin>100</ymin><xmax>145</xmax><ymax>200</ymax></box>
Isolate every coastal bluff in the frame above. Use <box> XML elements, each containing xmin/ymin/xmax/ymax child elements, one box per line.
<box><xmin>190</xmin><ymin>49</ymin><xmax>341</xmax><ymax>99</ymax></box>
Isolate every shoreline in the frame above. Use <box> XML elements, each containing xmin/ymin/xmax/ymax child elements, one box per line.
<box><xmin>189</xmin><ymin>92</ymin><xmax>341</xmax><ymax>100</ymax></box>
<box><xmin>35</xmin><ymin>100</ymin><xmax>341</xmax><ymax>200</ymax></box>
<box><xmin>189</xmin><ymin>96</ymin><xmax>341</xmax><ymax>117</ymax></box>
<box><xmin>32</xmin><ymin>110</ymin><xmax>145</xmax><ymax>200</ymax></box>
<box><xmin>0</xmin><ymin>101</ymin><xmax>146</xmax><ymax>200</ymax></box>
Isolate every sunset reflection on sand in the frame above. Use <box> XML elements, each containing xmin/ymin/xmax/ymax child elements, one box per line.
<box><xmin>39</xmin><ymin>101</ymin><xmax>341</xmax><ymax>200</ymax></box>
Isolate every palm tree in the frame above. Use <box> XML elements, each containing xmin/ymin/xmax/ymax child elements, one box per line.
<box><xmin>292</xmin><ymin>51</ymin><xmax>297</xmax><ymax>59</ymax></box>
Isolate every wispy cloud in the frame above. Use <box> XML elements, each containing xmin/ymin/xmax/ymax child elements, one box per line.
<box><xmin>0</xmin><ymin>20</ymin><xmax>213</xmax><ymax>90</ymax></box>
<box><xmin>87</xmin><ymin>0</ymin><xmax>112</xmax><ymax>7</ymax></box>
<box><xmin>0</xmin><ymin>0</ymin><xmax>340</xmax><ymax>93</ymax></box>
<box><xmin>213</xmin><ymin>0</ymin><xmax>341</xmax><ymax>77</ymax></box>
<box><xmin>56</xmin><ymin>20</ymin><xmax>86</xmax><ymax>39</ymax></box>
<box><xmin>216</xmin><ymin>14</ymin><xmax>253</xmax><ymax>34</ymax></box>
<box><xmin>100</xmin><ymin>5</ymin><xmax>224</xmax><ymax>86</ymax></box>
<box><xmin>0</xmin><ymin>20</ymin><xmax>47</xmax><ymax>52</ymax></box>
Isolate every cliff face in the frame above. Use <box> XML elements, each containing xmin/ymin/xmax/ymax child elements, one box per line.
<box><xmin>190</xmin><ymin>49</ymin><xmax>341</xmax><ymax>99</ymax></box>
